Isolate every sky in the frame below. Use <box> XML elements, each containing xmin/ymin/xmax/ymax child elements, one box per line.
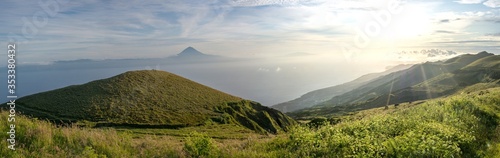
<box><xmin>1</xmin><ymin>0</ymin><xmax>500</xmax><ymax>64</ymax></box>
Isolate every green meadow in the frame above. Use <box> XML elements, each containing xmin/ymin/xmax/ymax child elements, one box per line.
<box><xmin>2</xmin><ymin>87</ymin><xmax>500</xmax><ymax>157</ymax></box>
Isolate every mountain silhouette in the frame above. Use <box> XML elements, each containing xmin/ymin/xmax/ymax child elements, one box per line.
<box><xmin>177</xmin><ymin>46</ymin><xmax>206</xmax><ymax>57</ymax></box>
<box><xmin>166</xmin><ymin>47</ymin><xmax>227</xmax><ymax>63</ymax></box>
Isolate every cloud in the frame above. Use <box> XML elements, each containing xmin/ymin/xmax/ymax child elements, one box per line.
<box><xmin>1</xmin><ymin>0</ymin><xmax>498</xmax><ymax>63</ymax></box>
<box><xmin>229</xmin><ymin>0</ymin><xmax>318</xmax><ymax>7</ymax></box>
<box><xmin>257</xmin><ymin>67</ymin><xmax>282</xmax><ymax>72</ymax></box>
<box><xmin>439</xmin><ymin>19</ymin><xmax>450</xmax><ymax>23</ymax></box>
<box><xmin>228</xmin><ymin>0</ymin><xmax>382</xmax><ymax>11</ymax></box>
<box><xmin>453</xmin><ymin>0</ymin><xmax>500</xmax><ymax>8</ymax></box>
<box><xmin>435</xmin><ymin>17</ymin><xmax>462</xmax><ymax>25</ymax></box>
<box><xmin>435</xmin><ymin>30</ymin><xmax>455</xmax><ymax>34</ymax></box>
<box><xmin>455</xmin><ymin>0</ymin><xmax>484</xmax><ymax>4</ymax></box>
<box><xmin>486</xmin><ymin>32</ymin><xmax>500</xmax><ymax>36</ymax></box>
<box><xmin>483</xmin><ymin>0</ymin><xmax>500</xmax><ymax>7</ymax></box>
<box><xmin>483</xmin><ymin>18</ymin><xmax>500</xmax><ymax>23</ymax></box>
<box><xmin>398</xmin><ymin>49</ymin><xmax>458</xmax><ymax>57</ymax></box>
<box><xmin>395</xmin><ymin>49</ymin><xmax>461</xmax><ymax>62</ymax></box>
<box><xmin>431</xmin><ymin>40</ymin><xmax>500</xmax><ymax>43</ymax></box>
<box><xmin>258</xmin><ymin>67</ymin><xmax>270</xmax><ymax>72</ymax></box>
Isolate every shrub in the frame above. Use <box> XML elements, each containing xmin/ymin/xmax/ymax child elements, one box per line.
<box><xmin>184</xmin><ymin>132</ymin><xmax>220</xmax><ymax>158</ymax></box>
<box><xmin>81</xmin><ymin>146</ymin><xmax>106</xmax><ymax>158</ymax></box>
<box><xmin>307</xmin><ymin>117</ymin><xmax>328</xmax><ymax>128</ymax></box>
<box><xmin>328</xmin><ymin>117</ymin><xmax>342</xmax><ymax>125</ymax></box>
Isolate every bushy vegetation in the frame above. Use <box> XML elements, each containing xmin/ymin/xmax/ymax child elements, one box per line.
<box><xmin>184</xmin><ymin>132</ymin><xmax>220</xmax><ymax>157</ymax></box>
<box><xmin>0</xmin><ymin>110</ymin><xmax>274</xmax><ymax>157</ymax></box>
<box><xmin>0</xmin><ymin>111</ymin><xmax>180</xmax><ymax>157</ymax></box>
<box><xmin>213</xmin><ymin>100</ymin><xmax>296</xmax><ymax>134</ymax></box>
<box><xmin>2</xmin><ymin>87</ymin><xmax>499</xmax><ymax>157</ymax></box>
<box><xmin>263</xmin><ymin>87</ymin><xmax>500</xmax><ymax>157</ymax></box>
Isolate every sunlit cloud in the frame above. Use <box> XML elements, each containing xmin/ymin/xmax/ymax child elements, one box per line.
<box><xmin>0</xmin><ymin>0</ymin><xmax>498</xmax><ymax>64</ymax></box>
<box><xmin>229</xmin><ymin>0</ymin><xmax>315</xmax><ymax>7</ymax></box>
<box><xmin>483</xmin><ymin>0</ymin><xmax>500</xmax><ymax>7</ymax></box>
<box><xmin>486</xmin><ymin>33</ymin><xmax>500</xmax><ymax>36</ymax></box>
<box><xmin>455</xmin><ymin>0</ymin><xmax>500</xmax><ymax>8</ymax></box>
<box><xmin>455</xmin><ymin>0</ymin><xmax>484</xmax><ymax>4</ymax></box>
<box><xmin>394</xmin><ymin>49</ymin><xmax>461</xmax><ymax>62</ymax></box>
<box><xmin>258</xmin><ymin>67</ymin><xmax>270</xmax><ymax>72</ymax></box>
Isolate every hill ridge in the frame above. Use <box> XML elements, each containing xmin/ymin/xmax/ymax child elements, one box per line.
<box><xmin>3</xmin><ymin>70</ymin><xmax>295</xmax><ymax>133</ymax></box>
<box><xmin>290</xmin><ymin>52</ymin><xmax>499</xmax><ymax>118</ymax></box>
<box><xmin>272</xmin><ymin>64</ymin><xmax>412</xmax><ymax>113</ymax></box>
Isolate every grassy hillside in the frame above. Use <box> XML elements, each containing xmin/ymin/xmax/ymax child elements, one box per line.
<box><xmin>1</xmin><ymin>70</ymin><xmax>295</xmax><ymax>133</ymax></box>
<box><xmin>290</xmin><ymin>52</ymin><xmax>497</xmax><ymax>118</ymax></box>
<box><xmin>463</xmin><ymin>55</ymin><xmax>500</xmax><ymax>70</ymax></box>
<box><xmin>268</xmin><ymin>87</ymin><xmax>500</xmax><ymax>157</ymax></box>
<box><xmin>2</xmin><ymin>87</ymin><xmax>499</xmax><ymax>157</ymax></box>
<box><xmin>271</xmin><ymin>64</ymin><xmax>412</xmax><ymax>113</ymax></box>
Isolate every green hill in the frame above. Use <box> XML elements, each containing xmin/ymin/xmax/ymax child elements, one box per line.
<box><xmin>2</xmin><ymin>86</ymin><xmax>499</xmax><ymax>157</ymax></box>
<box><xmin>271</xmin><ymin>64</ymin><xmax>412</xmax><ymax>113</ymax></box>
<box><xmin>2</xmin><ymin>70</ymin><xmax>295</xmax><ymax>133</ymax></box>
<box><xmin>290</xmin><ymin>52</ymin><xmax>499</xmax><ymax>118</ymax></box>
<box><xmin>462</xmin><ymin>55</ymin><xmax>500</xmax><ymax>70</ymax></box>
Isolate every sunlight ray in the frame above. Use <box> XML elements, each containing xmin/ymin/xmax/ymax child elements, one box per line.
<box><xmin>385</xmin><ymin>74</ymin><xmax>396</xmax><ymax>109</ymax></box>
<box><xmin>420</xmin><ymin>64</ymin><xmax>432</xmax><ymax>99</ymax></box>
<box><xmin>440</xmin><ymin>64</ymin><xmax>459</xmax><ymax>92</ymax></box>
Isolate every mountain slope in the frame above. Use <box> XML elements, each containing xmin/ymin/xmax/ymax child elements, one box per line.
<box><xmin>290</xmin><ymin>52</ymin><xmax>498</xmax><ymax>118</ymax></box>
<box><xmin>4</xmin><ymin>70</ymin><xmax>295</xmax><ymax>133</ymax></box>
<box><xmin>271</xmin><ymin>64</ymin><xmax>412</xmax><ymax>112</ymax></box>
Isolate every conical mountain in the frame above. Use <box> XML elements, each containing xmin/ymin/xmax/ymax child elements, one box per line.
<box><xmin>167</xmin><ymin>47</ymin><xmax>224</xmax><ymax>63</ymax></box>
<box><xmin>6</xmin><ymin>70</ymin><xmax>295</xmax><ymax>133</ymax></box>
<box><xmin>177</xmin><ymin>46</ymin><xmax>205</xmax><ymax>57</ymax></box>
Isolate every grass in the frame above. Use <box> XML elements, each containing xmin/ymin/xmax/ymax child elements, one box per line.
<box><xmin>462</xmin><ymin>55</ymin><xmax>500</xmax><ymax>69</ymax></box>
<box><xmin>2</xmin><ymin>70</ymin><xmax>295</xmax><ymax>134</ymax></box>
<box><xmin>2</xmin><ymin>87</ymin><xmax>500</xmax><ymax>157</ymax></box>
<box><xmin>0</xmin><ymin>112</ymin><xmax>180</xmax><ymax>157</ymax></box>
<box><xmin>0</xmin><ymin>109</ymin><xmax>278</xmax><ymax>157</ymax></box>
<box><xmin>266</xmin><ymin>87</ymin><xmax>500</xmax><ymax>157</ymax></box>
<box><xmin>117</xmin><ymin>124</ymin><xmax>261</xmax><ymax>139</ymax></box>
